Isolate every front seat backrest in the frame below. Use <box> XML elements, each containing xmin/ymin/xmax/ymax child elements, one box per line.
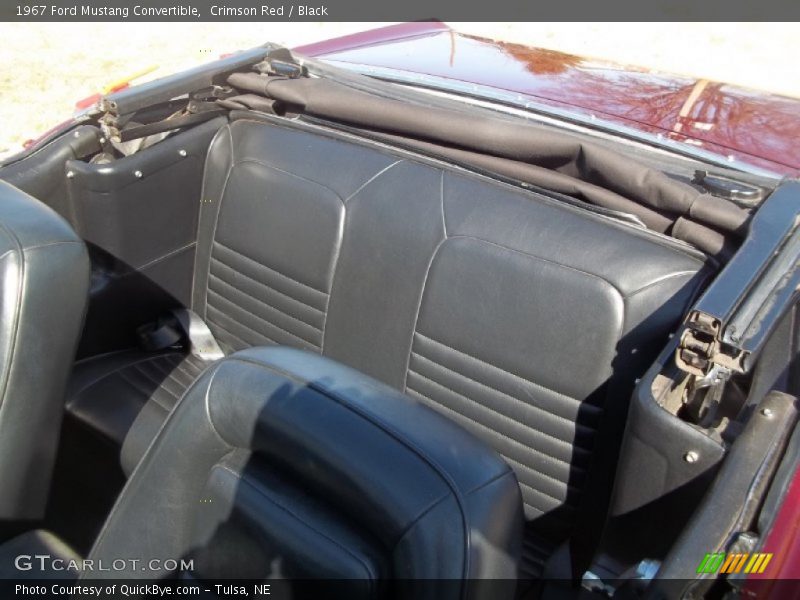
<box><xmin>0</xmin><ymin>181</ymin><xmax>90</xmax><ymax>521</ymax></box>
<box><xmin>86</xmin><ymin>347</ymin><xmax>523</xmax><ymax>597</ymax></box>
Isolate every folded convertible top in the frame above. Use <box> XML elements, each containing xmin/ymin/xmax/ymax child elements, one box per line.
<box><xmin>222</xmin><ymin>70</ymin><xmax>750</xmax><ymax>261</ymax></box>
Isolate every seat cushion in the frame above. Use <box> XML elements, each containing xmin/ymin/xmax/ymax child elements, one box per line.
<box><xmin>67</xmin><ymin>351</ymin><xmax>213</xmax><ymax>471</ymax></box>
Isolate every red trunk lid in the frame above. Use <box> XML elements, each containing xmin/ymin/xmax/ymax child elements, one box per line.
<box><xmin>296</xmin><ymin>23</ymin><xmax>800</xmax><ymax>176</ymax></box>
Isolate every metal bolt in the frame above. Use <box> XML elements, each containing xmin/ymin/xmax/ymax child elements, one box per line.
<box><xmin>73</xmin><ymin>131</ymin><xmax>81</xmax><ymax>138</ymax></box>
<box><xmin>98</xmin><ymin>137</ymin><xmax>106</xmax><ymax>145</ymax></box>
<box><xmin>684</xmin><ymin>451</ymin><xmax>699</xmax><ymax>464</ymax></box>
<box><xmin>761</xmin><ymin>408</ymin><xmax>774</xmax><ymax>418</ymax></box>
<box><xmin>66</xmin><ymin>171</ymin><xmax>74</xmax><ymax>179</ymax></box>
<box><xmin>178</xmin><ymin>149</ymin><xmax>187</xmax><ymax>157</ymax></box>
<box><xmin>134</xmin><ymin>170</ymin><xmax>143</xmax><ymax>178</ymax></box>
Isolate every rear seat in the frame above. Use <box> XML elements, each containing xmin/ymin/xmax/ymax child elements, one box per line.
<box><xmin>67</xmin><ymin>117</ymin><xmax>711</xmax><ymax>579</ymax></box>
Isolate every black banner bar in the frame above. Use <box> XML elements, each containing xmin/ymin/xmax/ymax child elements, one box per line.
<box><xmin>4</xmin><ymin>578</ymin><xmax>800</xmax><ymax>599</ymax></box>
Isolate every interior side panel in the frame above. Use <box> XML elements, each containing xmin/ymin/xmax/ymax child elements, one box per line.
<box><xmin>64</xmin><ymin>118</ymin><xmax>226</xmax><ymax>357</ymax></box>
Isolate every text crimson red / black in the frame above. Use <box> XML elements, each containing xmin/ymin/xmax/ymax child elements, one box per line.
<box><xmin>210</xmin><ymin>4</ymin><xmax>328</xmax><ymax>16</ymax></box>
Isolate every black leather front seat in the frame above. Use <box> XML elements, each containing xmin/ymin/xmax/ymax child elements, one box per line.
<box><xmin>0</xmin><ymin>181</ymin><xmax>90</xmax><ymax>522</ymax></box>
<box><xmin>73</xmin><ymin>347</ymin><xmax>522</xmax><ymax>595</ymax></box>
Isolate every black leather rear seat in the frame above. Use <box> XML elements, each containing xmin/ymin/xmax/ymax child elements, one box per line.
<box><xmin>67</xmin><ymin>117</ymin><xmax>711</xmax><ymax>579</ymax></box>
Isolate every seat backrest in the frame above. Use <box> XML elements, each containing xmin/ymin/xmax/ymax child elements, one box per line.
<box><xmin>189</xmin><ymin>118</ymin><xmax>711</xmax><ymax>577</ymax></box>
<box><xmin>0</xmin><ymin>181</ymin><xmax>90</xmax><ymax>521</ymax></box>
<box><xmin>87</xmin><ymin>347</ymin><xmax>523</xmax><ymax>597</ymax></box>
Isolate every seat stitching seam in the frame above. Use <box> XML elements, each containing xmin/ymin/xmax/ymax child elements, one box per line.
<box><xmin>497</xmin><ymin>457</ymin><xmax>574</xmax><ymax>505</ymax></box>
<box><xmin>401</xmin><ymin>237</ymin><xmax>448</xmax><ymax>394</ymax></box>
<box><xmin>406</xmin><ymin>386</ymin><xmax>580</xmax><ymax>508</ymax></box>
<box><xmin>154</xmin><ymin>371</ymin><xmax>187</xmax><ymax>398</ymax></box>
<box><xmin>214</xmin><ymin>241</ymin><xmax>329</xmax><ymax>298</ymax></box>
<box><xmin>411</xmin><ymin>348</ymin><xmax>600</xmax><ymax>432</ymax></box>
<box><xmin>343</xmin><ymin>159</ymin><xmax>405</xmax><ymax>203</ymax></box>
<box><xmin>208</xmin><ymin>273</ymin><xmax>323</xmax><ymax>333</ymax></box>
<box><xmin>322</xmin><ymin>159</ymin><xmax>404</xmax><ymax>353</ymax></box>
<box><xmin>524</xmin><ymin>540</ymin><xmax>556</xmax><ymax>556</ymax></box>
<box><xmin>464</xmin><ymin>468</ymin><xmax>515</xmax><ymax>496</ymax></box>
<box><xmin>205</xmin><ymin>306</ymin><xmax>279</xmax><ymax>347</ymax></box>
<box><xmin>145</xmin><ymin>357</ymin><xmax>182</xmax><ymax>379</ymax></box>
<box><xmin>190</xmin><ymin>122</ymin><xmax>225</xmax><ymax>313</ymax></box>
<box><xmin>68</xmin><ymin>354</ymin><xmax>185</xmax><ymax>402</ymax></box>
<box><xmin>320</xmin><ymin>215</ymin><xmax>342</xmax><ymax>354</ymax></box>
<box><xmin>203</xmin><ymin>124</ymin><xmax>236</xmax><ymax>321</ymax></box>
<box><xmin>116</xmin><ymin>371</ymin><xmax>176</xmax><ymax>411</ymax></box>
<box><xmin>207</xmin><ymin>321</ymin><xmax>253</xmax><ymax>350</ymax></box>
<box><xmin>405</xmin><ymin>384</ymin><xmax>580</xmax><ymax>483</ymax></box>
<box><xmin>112</xmin><ymin>376</ymin><xmax>172</xmax><ymax>412</ymax></box>
<box><xmin>207</xmin><ymin>288</ymin><xmax>320</xmax><ymax>348</ymax></box>
<box><xmin>446</xmin><ymin>234</ymin><xmax>626</xmax><ymax>300</ymax></box>
<box><xmin>414</xmin><ymin>333</ymin><xmax>597</xmax><ymax>412</ymax></box>
<box><xmin>205</xmin><ymin>314</ymin><xmax>259</xmax><ymax>348</ymax></box>
<box><xmin>440</xmin><ymin>170</ymin><xmax>448</xmax><ymax>236</ymax></box>
<box><xmin>175</xmin><ymin>360</ymin><xmax>208</xmax><ymax>378</ymax></box>
<box><xmin>512</xmin><ymin>477</ymin><xmax>573</xmax><ymax>508</ymax></box>
<box><xmin>164</xmin><ymin>369</ymin><xmax>195</xmax><ymax>392</ymax></box>
<box><xmin>234</xmin><ymin>158</ymin><xmax>345</xmax><ymax>208</ymax></box>
<box><xmin>624</xmin><ymin>270</ymin><xmax>700</xmax><ymax>299</ymax></box>
<box><xmin>125</xmin><ymin>365</ymin><xmax>180</xmax><ymax>401</ymax></box>
<box><xmin>406</xmin><ymin>366</ymin><xmax>591</xmax><ymax>457</ymax></box>
<box><xmin>167</xmin><ymin>359</ymin><xmax>202</xmax><ymax>378</ymax></box>
<box><xmin>393</xmin><ymin>492</ymin><xmax>453</xmax><ymax>549</ymax></box>
<box><xmin>210</xmin><ymin>256</ymin><xmax>326</xmax><ymax>315</ymax></box>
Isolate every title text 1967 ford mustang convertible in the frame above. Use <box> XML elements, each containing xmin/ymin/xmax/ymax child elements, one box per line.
<box><xmin>0</xmin><ymin>22</ymin><xmax>798</xmax><ymax>600</ymax></box>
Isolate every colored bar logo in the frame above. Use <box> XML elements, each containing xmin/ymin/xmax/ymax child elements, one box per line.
<box><xmin>697</xmin><ymin>552</ymin><xmax>773</xmax><ymax>575</ymax></box>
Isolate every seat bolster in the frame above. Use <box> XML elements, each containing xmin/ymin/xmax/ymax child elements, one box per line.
<box><xmin>0</xmin><ymin>182</ymin><xmax>90</xmax><ymax>521</ymax></box>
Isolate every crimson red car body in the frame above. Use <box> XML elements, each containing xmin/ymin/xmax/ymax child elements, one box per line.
<box><xmin>296</xmin><ymin>22</ymin><xmax>800</xmax><ymax>177</ymax></box>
